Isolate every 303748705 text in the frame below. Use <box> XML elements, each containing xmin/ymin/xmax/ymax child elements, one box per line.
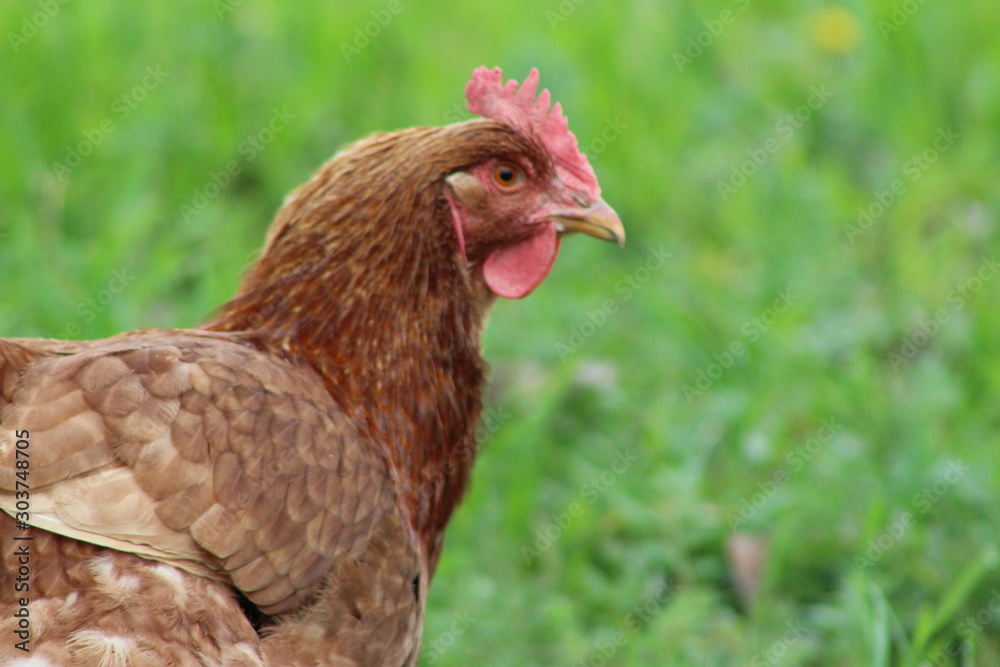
<box><xmin>9</xmin><ymin>429</ymin><xmax>31</xmax><ymax>653</ymax></box>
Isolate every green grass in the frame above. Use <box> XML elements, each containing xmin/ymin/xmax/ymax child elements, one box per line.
<box><xmin>2</xmin><ymin>1</ymin><xmax>999</xmax><ymax>665</ymax></box>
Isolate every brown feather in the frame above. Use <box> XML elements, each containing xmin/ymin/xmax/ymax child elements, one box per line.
<box><xmin>0</xmin><ymin>118</ymin><xmax>566</xmax><ymax>665</ymax></box>
<box><xmin>206</xmin><ymin>120</ymin><xmax>552</xmax><ymax>565</ymax></box>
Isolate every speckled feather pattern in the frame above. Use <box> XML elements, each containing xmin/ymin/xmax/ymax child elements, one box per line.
<box><xmin>0</xmin><ymin>332</ymin><xmax>419</xmax><ymax>665</ymax></box>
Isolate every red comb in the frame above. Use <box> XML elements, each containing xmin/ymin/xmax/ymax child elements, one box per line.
<box><xmin>466</xmin><ymin>67</ymin><xmax>600</xmax><ymax>200</ymax></box>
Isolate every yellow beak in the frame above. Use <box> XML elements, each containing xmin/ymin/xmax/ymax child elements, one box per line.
<box><xmin>550</xmin><ymin>199</ymin><xmax>625</xmax><ymax>247</ymax></box>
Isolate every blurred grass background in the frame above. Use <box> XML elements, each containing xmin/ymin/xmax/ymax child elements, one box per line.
<box><xmin>2</xmin><ymin>1</ymin><xmax>999</xmax><ymax>665</ymax></box>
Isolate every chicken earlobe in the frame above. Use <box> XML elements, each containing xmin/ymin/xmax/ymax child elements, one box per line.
<box><xmin>444</xmin><ymin>172</ymin><xmax>473</xmax><ymax>266</ymax></box>
<box><xmin>444</xmin><ymin>170</ymin><xmax>563</xmax><ymax>298</ymax></box>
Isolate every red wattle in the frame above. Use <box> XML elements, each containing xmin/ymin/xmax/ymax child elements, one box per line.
<box><xmin>482</xmin><ymin>225</ymin><xmax>561</xmax><ymax>299</ymax></box>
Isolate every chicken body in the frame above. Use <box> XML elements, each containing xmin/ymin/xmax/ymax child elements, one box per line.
<box><xmin>0</xmin><ymin>68</ymin><xmax>622</xmax><ymax>665</ymax></box>
<box><xmin>0</xmin><ymin>332</ymin><xmax>422</xmax><ymax>666</ymax></box>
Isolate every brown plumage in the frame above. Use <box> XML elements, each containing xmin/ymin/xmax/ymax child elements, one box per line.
<box><xmin>0</xmin><ymin>67</ymin><xmax>623</xmax><ymax>665</ymax></box>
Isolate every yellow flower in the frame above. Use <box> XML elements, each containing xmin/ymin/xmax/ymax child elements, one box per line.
<box><xmin>813</xmin><ymin>6</ymin><xmax>860</xmax><ymax>53</ymax></box>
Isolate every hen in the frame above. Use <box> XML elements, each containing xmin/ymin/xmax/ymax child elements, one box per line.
<box><xmin>0</xmin><ymin>67</ymin><xmax>623</xmax><ymax>666</ymax></box>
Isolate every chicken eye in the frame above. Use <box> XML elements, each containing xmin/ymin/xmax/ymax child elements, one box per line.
<box><xmin>492</xmin><ymin>162</ymin><xmax>523</xmax><ymax>188</ymax></box>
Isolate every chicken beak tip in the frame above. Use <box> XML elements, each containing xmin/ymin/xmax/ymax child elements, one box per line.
<box><xmin>552</xmin><ymin>199</ymin><xmax>625</xmax><ymax>247</ymax></box>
